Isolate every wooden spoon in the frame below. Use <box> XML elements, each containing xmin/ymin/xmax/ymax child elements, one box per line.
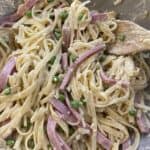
<box><xmin>109</xmin><ymin>20</ymin><xmax>150</xmax><ymax>55</ymax></box>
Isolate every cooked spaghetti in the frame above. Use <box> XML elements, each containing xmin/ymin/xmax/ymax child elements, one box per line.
<box><xmin>0</xmin><ymin>0</ymin><xmax>149</xmax><ymax>150</ymax></box>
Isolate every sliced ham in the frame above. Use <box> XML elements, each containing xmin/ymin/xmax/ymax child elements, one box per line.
<box><xmin>90</xmin><ymin>11</ymin><xmax>116</xmax><ymax>23</ymax></box>
<box><xmin>46</xmin><ymin>117</ymin><xmax>71</xmax><ymax>150</ymax></box>
<box><xmin>0</xmin><ymin>57</ymin><xmax>16</xmax><ymax>92</ymax></box>
<box><xmin>122</xmin><ymin>138</ymin><xmax>131</xmax><ymax>150</ymax></box>
<box><xmin>96</xmin><ymin>131</ymin><xmax>113</xmax><ymax>150</ymax></box>
<box><xmin>90</xmin><ymin>11</ymin><xmax>108</xmax><ymax>23</ymax></box>
<box><xmin>50</xmin><ymin>98</ymin><xmax>80</xmax><ymax>126</ymax></box>
<box><xmin>136</xmin><ymin>110</ymin><xmax>149</xmax><ymax>133</ymax></box>
<box><xmin>134</xmin><ymin>93</ymin><xmax>150</xmax><ymax>133</ymax></box>
<box><xmin>100</xmin><ymin>69</ymin><xmax>129</xmax><ymax>88</ymax></box>
<box><xmin>60</xmin><ymin>44</ymin><xmax>105</xmax><ymax>91</ymax></box>
<box><xmin>62</xmin><ymin>25</ymin><xmax>71</xmax><ymax>51</ymax></box>
<box><xmin>61</xmin><ymin>53</ymin><xmax>68</xmax><ymax>72</ymax></box>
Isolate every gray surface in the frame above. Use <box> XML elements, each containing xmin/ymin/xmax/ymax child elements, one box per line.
<box><xmin>0</xmin><ymin>0</ymin><xmax>150</xmax><ymax>149</ymax></box>
<box><xmin>87</xmin><ymin>0</ymin><xmax>150</xmax><ymax>29</ymax></box>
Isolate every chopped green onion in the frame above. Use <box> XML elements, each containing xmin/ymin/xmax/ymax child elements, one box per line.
<box><xmin>71</xmin><ymin>100</ymin><xmax>83</xmax><ymax>109</ymax></box>
<box><xmin>58</xmin><ymin>93</ymin><xmax>65</xmax><ymax>101</ymax></box>
<box><xmin>28</xmin><ymin>138</ymin><xmax>34</xmax><ymax>149</ymax></box>
<box><xmin>47</xmin><ymin>0</ymin><xmax>54</xmax><ymax>3</ymax></box>
<box><xmin>69</xmin><ymin>53</ymin><xmax>77</xmax><ymax>62</ymax></box>
<box><xmin>6</xmin><ymin>139</ymin><xmax>15</xmax><ymax>148</ymax></box>
<box><xmin>117</xmin><ymin>34</ymin><xmax>126</xmax><ymax>41</ymax></box>
<box><xmin>54</xmin><ymin>28</ymin><xmax>62</xmax><ymax>40</ymax></box>
<box><xmin>59</xmin><ymin>10</ymin><xmax>68</xmax><ymax>21</ymax></box>
<box><xmin>3</xmin><ymin>87</ymin><xmax>11</xmax><ymax>95</ymax></box>
<box><xmin>52</xmin><ymin>75</ymin><xmax>60</xmax><ymax>84</ymax></box>
<box><xmin>78</xmin><ymin>12</ymin><xmax>84</xmax><ymax>21</ymax></box>
<box><xmin>26</xmin><ymin>11</ymin><xmax>32</xmax><ymax>17</ymax></box>
<box><xmin>129</xmin><ymin>108</ymin><xmax>137</xmax><ymax>116</ymax></box>
<box><xmin>48</xmin><ymin>56</ymin><xmax>56</xmax><ymax>65</ymax></box>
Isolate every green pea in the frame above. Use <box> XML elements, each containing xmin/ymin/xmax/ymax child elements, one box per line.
<box><xmin>58</xmin><ymin>93</ymin><xmax>65</xmax><ymax>101</ymax></box>
<box><xmin>71</xmin><ymin>100</ymin><xmax>83</xmax><ymax>109</ymax></box>
<box><xmin>128</xmin><ymin>108</ymin><xmax>137</xmax><ymax>116</ymax></box>
<box><xmin>6</xmin><ymin>139</ymin><xmax>15</xmax><ymax>148</ymax></box>
<box><xmin>54</xmin><ymin>28</ymin><xmax>62</xmax><ymax>40</ymax></box>
<box><xmin>60</xmin><ymin>10</ymin><xmax>68</xmax><ymax>21</ymax></box>
<box><xmin>3</xmin><ymin>87</ymin><xmax>11</xmax><ymax>95</ymax></box>
<box><xmin>26</xmin><ymin>11</ymin><xmax>32</xmax><ymax>17</ymax></box>
<box><xmin>69</xmin><ymin>53</ymin><xmax>77</xmax><ymax>62</ymax></box>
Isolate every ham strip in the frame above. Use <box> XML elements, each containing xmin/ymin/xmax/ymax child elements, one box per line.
<box><xmin>46</xmin><ymin>117</ymin><xmax>71</xmax><ymax>150</ymax></box>
<box><xmin>62</xmin><ymin>25</ymin><xmax>71</xmax><ymax>50</ymax></box>
<box><xmin>134</xmin><ymin>93</ymin><xmax>150</xmax><ymax>133</ymax></box>
<box><xmin>96</xmin><ymin>131</ymin><xmax>113</xmax><ymax>150</ymax></box>
<box><xmin>0</xmin><ymin>57</ymin><xmax>16</xmax><ymax>92</ymax></box>
<box><xmin>122</xmin><ymin>138</ymin><xmax>131</xmax><ymax>150</ymax></box>
<box><xmin>61</xmin><ymin>53</ymin><xmax>68</xmax><ymax>71</ymax></box>
<box><xmin>50</xmin><ymin>98</ymin><xmax>80</xmax><ymax>126</ymax></box>
<box><xmin>60</xmin><ymin>44</ymin><xmax>105</xmax><ymax>91</ymax></box>
<box><xmin>100</xmin><ymin>69</ymin><xmax>129</xmax><ymax>88</ymax></box>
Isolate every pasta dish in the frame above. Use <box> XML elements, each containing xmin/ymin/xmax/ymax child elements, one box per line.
<box><xmin>0</xmin><ymin>0</ymin><xmax>149</xmax><ymax>150</ymax></box>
